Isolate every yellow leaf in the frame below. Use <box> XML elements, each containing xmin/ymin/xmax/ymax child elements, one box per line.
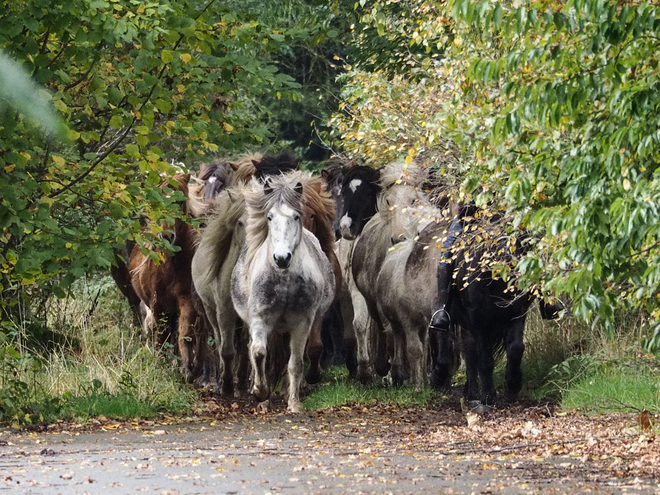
<box><xmin>52</xmin><ymin>155</ymin><xmax>66</xmax><ymax>166</ymax></box>
<box><xmin>623</xmin><ymin>178</ymin><xmax>631</xmax><ymax>191</ymax></box>
<box><xmin>222</xmin><ymin>122</ymin><xmax>234</xmax><ymax>132</ymax></box>
<box><xmin>4</xmin><ymin>164</ymin><xmax>15</xmax><ymax>173</ymax></box>
<box><xmin>180</xmin><ymin>53</ymin><xmax>192</xmax><ymax>64</ymax></box>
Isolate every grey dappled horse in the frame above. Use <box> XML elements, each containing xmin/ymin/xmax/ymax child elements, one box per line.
<box><xmin>231</xmin><ymin>176</ymin><xmax>335</xmax><ymax>412</ymax></box>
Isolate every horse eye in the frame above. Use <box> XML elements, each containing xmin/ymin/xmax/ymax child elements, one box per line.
<box><xmin>293</xmin><ymin>214</ymin><xmax>300</xmax><ymax>221</ymax></box>
<box><xmin>267</xmin><ymin>215</ymin><xmax>272</xmax><ymax>222</ymax></box>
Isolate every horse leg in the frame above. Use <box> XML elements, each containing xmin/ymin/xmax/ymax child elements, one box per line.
<box><xmin>388</xmin><ymin>319</ymin><xmax>407</xmax><ymax>386</ymax></box>
<box><xmin>177</xmin><ymin>299</ymin><xmax>196</xmax><ymax>383</ymax></box>
<box><xmin>366</xmin><ymin>300</ymin><xmax>390</xmax><ymax>378</ymax></box>
<box><xmin>478</xmin><ymin>339</ymin><xmax>497</xmax><ymax>406</ymax></box>
<box><xmin>406</xmin><ymin>320</ymin><xmax>426</xmax><ymax>388</ymax></box>
<box><xmin>338</xmin><ymin>289</ymin><xmax>358</xmax><ymax>378</ymax></box>
<box><xmin>304</xmin><ymin>316</ymin><xmax>324</xmax><ymax>384</ymax></box>
<box><xmin>352</xmin><ymin>291</ymin><xmax>373</xmax><ymax>384</ymax></box>
<box><xmin>215</xmin><ymin>311</ymin><xmax>238</xmax><ymax>397</ymax></box>
<box><xmin>287</xmin><ymin>322</ymin><xmax>311</xmax><ymax>413</ymax></box>
<box><xmin>504</xmin><ymin>322</ymin><xmax>525</xmax><ymax>401</ymax></box>
<box><xmin>193</xmin><ymin>316</ymin><xmax>212</xmax><ymax>388</ymax></box>
<box><xmin>249</xmin><ymin>319</ymin><xmax>270</xmax><ymax>402</ymax></box>
<box><xmin>430</xmin><ymin>327</ymin><xmax>455</xmax><ymax>391</ymax></box>
<box><xmin>461</xmin><ymin>329</ymin><xmax>481</xmax><ymax>404</ymax></box>
<box><xmin>234</xmin><ymin>322</ymin><xmax>250</xmax><ymax>396</ymax></box>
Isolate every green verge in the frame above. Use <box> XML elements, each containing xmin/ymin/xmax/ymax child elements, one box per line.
<box><xmin>0</xmin><ymin>276</ymin><xmax>198</xmax><ymax>426</ymax></box>
<box><xmin>562</xmin><ymin>367</ymin><xmax>660</xmax><ymax>414</ymax></box>
<box><xmin>303</xmin><ymin>367</ymin><xmax>445</xmax><ymax>411</ymax></box>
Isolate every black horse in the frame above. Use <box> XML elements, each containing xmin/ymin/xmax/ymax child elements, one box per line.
<box><xmin>428</xmin><ymin>214</ymin><xmax>562</xmax><ymax>406</ymax></box>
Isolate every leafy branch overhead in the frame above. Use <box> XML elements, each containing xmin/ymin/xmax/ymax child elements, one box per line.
<box><xmin>0</xmin><ymin>0</ymin><xmax>336</xmax><ymax>320</ymax></box>
<box><xmin>331</xmin><ymin>0</ymin><xmax>660</xmax><ymax>350</ymax></box>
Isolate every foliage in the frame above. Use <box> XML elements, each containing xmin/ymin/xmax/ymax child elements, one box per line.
<box><xmin>0</xmin><ymin>275</ymin><xmax>196</xmax><ymax>425</ymax></box>
<box><xmin>0</xmin><ymin>0</ymin><xmax>344</xmax><ymax>338</ymax></box>
<box><xmin>329</xmin><ymin>0</ymin><xmax>660</xmax><ymax>349</ymax></box>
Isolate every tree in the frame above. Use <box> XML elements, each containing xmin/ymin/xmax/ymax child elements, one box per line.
<box><xmin>330</xmin><ymin>0</ymin><xmax>660</xmax><ymax>349</ymax></box>
<box><xmin>0</xmin><ymin>0</ymin><xmax>338</xmax><ymax>332</ymax></box>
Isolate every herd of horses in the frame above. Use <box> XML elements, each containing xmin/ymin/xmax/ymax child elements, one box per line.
<box><xmin>112</xmin><ymin>150</ymin><xmax>562</xmax><ymax>413</ymax></box>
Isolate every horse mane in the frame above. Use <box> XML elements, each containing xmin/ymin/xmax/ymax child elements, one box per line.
<box><xmin>201</xmin><ymin>186</ymin><xmax>247</xmax><ymax>276</ymax></box>
<box><xmin>230</xmin><ymin>153</ymin><xmax>263</xmax><ymax>185</ymax></box>
<box><xmin>321</xmin><ymin>156</ymin><xmax>352</xmax><ymax>184</ymax></box>
<box><xmin>376</xmin><ymin>162</ymin><xmax>429</xmax><ymax>217</ymax></box>
<box><xmin>188</xmin><ymin>160</ymin><xmax>231</xmax><ymax>218</ymax></box>
<box><xmin>231</xmin><ymin>150</ymin><xmax>300</xmax><ymax>185</ymax></box>
<box><xmin>284</xmin><ymin>171</ymin><xmax>336</xmax><ymax>257</ymax></box>
<box><xmin>243</xmin><ymin>175</ymin><xmax>304</xmax><ymax>270</ymax></box>
<box><xmin>379</xmin><ymin>160</ymin><xmax>429</xmax><ymax>190</ymax></box>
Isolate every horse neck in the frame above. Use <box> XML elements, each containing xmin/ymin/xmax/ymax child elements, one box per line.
<box><xmin>202</xmin><ymin>191</ymin><xmax>246</xmax><ymax>275</ymax></box>
<box><xmin>172</xmin><ymin>218</ymin><xmax>197</xmax><ymax>253</ymax></box>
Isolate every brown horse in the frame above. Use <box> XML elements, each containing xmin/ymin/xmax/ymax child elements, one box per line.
<box><xmin>129</xmin><ymin>172</ymin><xmax>200</xmax><ymax>382</ymax></box>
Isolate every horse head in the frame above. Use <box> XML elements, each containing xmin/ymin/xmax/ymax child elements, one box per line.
<box><xmin>379</xmin><ymin>184</ymin><xmax>428</xmax><ymax>245</ymax></box>
<box><xmin>258</xmin><ymin>179</ymin><xmax>304</xmax><ymax>270</ymax></box>
<box><xmin>199</xmin><ymin>160</ymin><xmax>229</xmax><ymax>202</ymax></box>
<box><xmin>321</xmin><ymin>157</ymin><xmax>352</xmax><ymax>239</ymax></box>
<box><xmin>339</xmin><ymin>166</ymin><xmax>381</xmax><ymax>240</ymax></box>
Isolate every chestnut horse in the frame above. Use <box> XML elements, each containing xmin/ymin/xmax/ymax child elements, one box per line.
<box><xmin>129</xmin><ymin>172</ymin><xmax>200</xmax><ymax>382</ymax></box>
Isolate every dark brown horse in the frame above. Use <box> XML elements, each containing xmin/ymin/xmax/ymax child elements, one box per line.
<box><xmin>129</xmin><ymin>172</ymin><xmax>200</xmax><ymax>382</ymax></box>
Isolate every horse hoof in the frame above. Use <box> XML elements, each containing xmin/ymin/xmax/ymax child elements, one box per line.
<box><xmin>234</xmin><ymin>388</ymin><xmax>249</xmax><ymax>399</ymax></box>
<box><xmin>287</xmin><ymin>402</ymin><xmax>303</xmax><ymax>414</ymax></box>
<box><xmin>252</xmin><ymin>385</ymin><xmax>269</xmax><ymax>402</ymax></box>
<box><xmin>221</xmin><ymin>383</ymin><xmax>235</xmax><ymax>397</ymax></box>
<box><xmin>467</xmin><ymin>400</ymin><xmax>493</xmax><ymax>414</ymax></box>
<box><xmin>356</xmin><ymin>371</ymin><xmax>372</xmax><ymax>385</ymax></box>
<box><xmin>257</xmin><ymin>400</ymin><xmax>270</xmax><ymax>413</ymax></box>
<box><xmin>305</xmin><ymin>369</ymin><xmax>322</xmax><ymax>385</ymax></box>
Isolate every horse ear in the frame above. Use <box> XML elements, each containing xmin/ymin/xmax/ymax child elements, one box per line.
<box><xmin>321</xmin><ymin>169</ymin><xmax>330</xmax><ymax>180</ymax></box>
<box><xmin>263</xmin><ymin>180</ymin><xmax>273</xmax><ymax>196</ymax></box>
<box><xmin>228</xmin><ymin>161</ymin><xmax>239</xmax><ymax>171</ymax></box>
<box><xmin>294</xmin><ymin>182</ymin><xmax>303</xmax><ymax>195</ymax></box>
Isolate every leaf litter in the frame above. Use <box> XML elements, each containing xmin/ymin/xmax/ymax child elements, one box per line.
<box><xmin>1</xmin><ymin>395</ymin><xmax>659</xmax><ymax>493</ymax></box>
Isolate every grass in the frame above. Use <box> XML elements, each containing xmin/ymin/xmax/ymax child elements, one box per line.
<box><xmin>60</xmin><ymin>393</ymin><xmax>159</xmax><ymax>420</ymax></box>
<box><xmin>562</xmin><ymin>361</ymin><xmax>660</xmax><ymax>414</ymax></box>
<box><xmin>519</xmin><ymin>304</ymin><xmax>660</xmax><ymax>413</ymax></box>
<box><xmin>303</xmin><ymin>367</ymin><xmax>445</xmax><ymax>410</ymax></box>
<box><xmin>3</xmin><ymin>274</ymin><xmax>660</xmax><ymax>423</ymax></box>
<box><xmin>1</xmin><ymin>275</ymin><xmax>198</xmax><ymax>425</ymax></box>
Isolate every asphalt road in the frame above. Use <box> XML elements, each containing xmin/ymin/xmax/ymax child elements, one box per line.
<box><xmin>1</xmin><ymin>405</ymin><xmax>658</xmax><ymax>494</ymax></box>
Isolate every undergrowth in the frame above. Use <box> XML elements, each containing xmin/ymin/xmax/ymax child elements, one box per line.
<box><xmin>0</xmin><ymin>275</ymin><xmax>196</xmax><ymax>426</ymax></box>
<box><xmin>522</xmin><ymin>306</ymin><xmax>660</xmax><ymax>413</ymax></box>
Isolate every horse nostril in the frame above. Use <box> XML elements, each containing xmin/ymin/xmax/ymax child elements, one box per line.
<box><xmin>274</xmin><ymin>253</ymin><xmax>292</xmax><ymax>269</ymax></box>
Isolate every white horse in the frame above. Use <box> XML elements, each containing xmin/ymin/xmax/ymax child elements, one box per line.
<box><xmin>231</xmin><ymin>176</ymin><xmax>335</xmax><ymax>413</ymax></box>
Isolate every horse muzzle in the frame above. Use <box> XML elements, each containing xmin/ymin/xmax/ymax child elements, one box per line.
<box><xmin>339</xmin><ymin>215</ymin><xmax>358</xmax><ymax>240</ymax></box>
<box><xmin>273</xmin><ymin>252</ymin><xmax>292</xmax><ymax>269</ymax></box>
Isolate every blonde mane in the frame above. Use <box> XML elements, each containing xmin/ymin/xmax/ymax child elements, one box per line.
<box><xmin>243</xmin><ymin>175</ymin><xmax>304</xmax><ymax>270</ymax></box>
<box><xmin>379</xmin><ymin>160</ymin><xmax>429</xmax><ymax>190</ymax></box>
<box><xmin>201</xmin><ymin>186</ymin><xmax>247</xmax><ymax>277</ymax></box>
<box><xmin>230</xmin><ymin>153</ymin><xmax>263</xmax><ymax>185</ymax></box>
<box><xmin>282</xmin><ymin>171</ymin><xmax>336</xmax><ymax>257</ymax></box>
